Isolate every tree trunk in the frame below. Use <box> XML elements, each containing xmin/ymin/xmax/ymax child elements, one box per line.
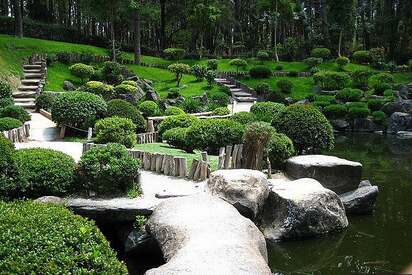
<box><xmin>273</xmin><ymin>0</ymin><xmax>279</xmax><ymax>61</ymax></box>
<box><xmin>338</xmin><ymin>29</ymin><xmax>343</xmax><ymax>57</ymax></box>
<box><xmin>111</xmin><ymin>21</ymin><xmax>116</xmax><ymax>62</ymax></box>
<box><xmin>160</xmin><ymin>0</ymin><xmax>166</xmax><ymax>49</ymax></box>
<box><xmin>14</xmin><ymin>0</ymin><xmax>23</xmax><ymax>38</ymax></box>
<box><xmin>133</xmin><ymin>10</ymin><xmax>141</xmax><ymax>65</ymax></box>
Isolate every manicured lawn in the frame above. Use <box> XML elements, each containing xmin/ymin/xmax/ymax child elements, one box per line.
<box><xmin>134</xmin><ymin>143</ymin><xmax>219</xmax><ymax>171</ymax></box>
<box><xmin>45</xmin><ymin>62</ymin><xmax>82</xmax><ymax>91</ymax></box>
<box><xmin>393</xmin><ymin>72</ymin><xmax>412</xmax><ymax>84</ymax></box>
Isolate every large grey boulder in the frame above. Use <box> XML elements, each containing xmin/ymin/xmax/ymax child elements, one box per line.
<box><xmin>145</xmin><ymin>194</ymin><xmax>271</xmax><ymax>275</ymax></box>
<box><xmin>388</xmin><ymin>112</ymin><xmax>412</xmax><ymax>134</ymax></box>
<box><xmin>286</xmin><ymin>155</ymin><xmax>362</xmax><ymax>194</ymax></box>
<box><xmin>260</xmin><ymin>178</ymin><xmax>348</xmax><ymax>242</ymax></box>
<box><xmin>340</xmin><ymin>180</ymin><xmax>379</xmax><ymax>214</ymax></box>
<box><xmin>63</xmin><ymin>80</ymin><xmax>75</xmax><ymax>91</ymax></box>
<box><xmin>207</xmin><ymin>169</ymin><xmax>270</xmax><ymax>219</ymax></box>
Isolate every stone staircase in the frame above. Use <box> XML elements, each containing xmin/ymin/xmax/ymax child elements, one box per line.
<box><xmin>13</xmin><ymin>56</ymin><xmax>47</xmax><ymax>111</ymax></box>
<box><xmin>215</xmin><ymin>77</ymin><xmax>257</xmax><ymax>103</ymax></box>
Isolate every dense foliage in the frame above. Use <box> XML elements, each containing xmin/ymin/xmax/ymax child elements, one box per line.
<box><xmin>95</xmin><ymin>116</ymin><xmax>137</xmax><ymax>148</ymax></box>
<box><xmin>84</xmin><ymin>81</ymin><xmax>115</xmax><ymax>100</ymax></box>
<box><xmin>107</xmin><ymin>99</ymin><xmax>146</xmax><ymax>133</ymax></box>
<box><xmin>69</xmin><ymin>63</ymin><xmax>94</xmax><ymax>82</ymax></box>
<box><xmin>138</xmin><ymin>100</ymin><xmax>161</xmax><ymax>117</ymax></box>
<box><xmin>0</xmin><ymin>117</ymin><xmax>22</xmax><ymax>131</ymax></box>
<box><xmin>162</xmin><ymin>127</ymin><xmax>191</xmax><ymax>152</ymax></box>
<box><xmin>250</xmin><ymin>102</ymin><xmax>286</xmax><ymax>123</ymax></box>
<box><xmin>265</xmin><ymin>132</ymin><xmax>296</xmax><ymax>169</ymax></box>
<box><xmin>35</xmin><ymin>92</ymin><xmax>55</xmax><ymax>111</ymax></box>
<box><xmin>0</xmin><ymin>105</ymin><xmax>31</xmax><ymax>122</ymax></box>
<box><xmin>230</xmin><ymin>111</ymin><xmax>257</xmax><ymax>125</ymax></box>
<box><xmin>158</xmin><ymin>114</ymin><xmax>199</xmax><ymax>136</ymax></box>
<box><xmin>313</xmin><ymin>71</ymin><xmax>350</xmax><ymax>90</ymax></box>
<box><xmin>0</xmin><ymin>134</ymin><xmax>18</xmax><ymax>198</ymax></box>
<box><xmin>249</xmin><ymin>65</ymin><xmax>272</xmax><ymax>78</ymax></box>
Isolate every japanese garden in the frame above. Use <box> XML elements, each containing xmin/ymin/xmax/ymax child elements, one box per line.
<box><xmin>0</xmin><ymin>0</ymin><xmax>411</xmax><ymax>274</ymax></box>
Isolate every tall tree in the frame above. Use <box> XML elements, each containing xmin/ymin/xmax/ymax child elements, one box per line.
<box><xmin>13</xmin><ymin>0</ymin><xmax>23</xmax><ymax>38</ymax></box>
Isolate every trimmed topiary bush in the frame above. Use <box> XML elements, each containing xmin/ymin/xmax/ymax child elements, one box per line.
<box><xmin>51</xmin><ymin>92</ymin><xmax>107</xmax><ymax>129</ymax></box>
<box><xmin>229</xmin><ymin>58</ymin><xmax>248</xmax><ymax>72</ymax></box>
<box><xmin>164</xmin><ymin>106</ymin><xmax>185</xmax><ymax>116</ymax></box>
<box><xmin>168</xmin><ymin>63</ymin><xmax>191</xmax><ymax>87</ymax></box>
<box><xmin>212</xmin><ymin>107</ymin><xmax>230</xmax><ymax>115</ymax></box>
<box><xmin>323</xmin><ymin>104</ymin><xmax>348</xmax><ymax>119</ymax></box>
<box><xmin>0</xmin><ymin>117</ymin><xmax>22</xmax><ymax>131</ymax></box>
<box><xmin>207</xmin><ymin>59</ymin><xmax>218</xmax><ymax>70</ymax></box>
<box><xmin>367</xmin><ymin>99</ymin><xmax>386</xmax><ymax>112</ymax></box>
<box><xmin>77</xmin><ymin>143</ymin><xmax>140</xmax><ymax>196</ymax></box>
<box><xmin>231</xmin><ymin>111</ymin><xmax>257</xmax><ymax>125</ymax></box>
<box><xmin>210</xmin><ymin>92</ymin><xmax>229</xmax><ymax>107</ymax></box>
<box><xmin>336</xmin><ymin>56</ymin><xmax>350</xmax><ymax>70</ymax></box>
<box><xmin>158</xmin><ymin>114</ymin><xmax>199</xmax><ymax>137</ymax></box>
<box><xmin>205</xmin><ymin>70</ymin><xmax>217</xmax><ymax>87</ymax></box>
<box><xmin>273</xmin><ymin>104</ymin><xmax>334</xmax><ymax>154</ymax></box>
<box><xmin>256</xmin><ymin>82</ymin><xmax>271</xmax><ymax>96</ymax></box>
<box><xmin>186</xmin><ymin>119</ymin><xmax>244</xmax><ymax>153</ymax></box>
<box><xmin>353</xmin><ymin>50</ymin><xmax>371</xmax><ymax>64</ymax></box>
<box><xmin>121</xmin><ymin>80</ymin><xmax>138</xmax><ymax>87</ymax></box>
<box><xmin>249</xmin><ymin>65</ymin><xmax>272</xmax><ymax>78</ymax></box>
<box><xmin>191</xmin><ymin>64</ymin><xmax>207</xmax><ymax>81</ymax></box>
<box><xmin>12</xmin><ymin>148</ymin><xmax>76</xmax><ymax>198</ymax></box>
<box><xmin>69</xmin><ymin>63</ymin><xmax>95</xmax><ymax>82</ymax></box>
<box><xmin>257</xmin><ymin>50</ymin><xmax>270</xmax><ymax>61</ymax></box>
<box><xmin>372</xmin><ymin>111</ymin><xmax>387</xmax><ymax>125</ymax></box>
<box><xmin>276</xmin><ymin>79</ymin><xmax>293</xmax><ymax>94</ymax></box>
<box><xmin>304</xmin><ymin>57</ymin><xmax>323</xmax><ymax>68</ymax></box>
<box><xmin>35</xmin><ymin>92</ymin><xmax>55</xmax><ymax>111</ymax></box>
<box><xmin>167</xmin><ymin>87</ymin><xmax>181</xmax><ymax>99</ymax></box>
<box><xmin>0</xmin><ymin>105</ymin><xmax>31</xmax><ymax>122</ymax></box>
<box><xmin>374</xmin><ymin>83</ymin><xmax>392</xmax><ymax>95</ymax></box>
<box><xmin>351</xmin><ymin>70</ymin><xmax>372</xmax><ymax>90</ymax></box>
<box><xmin>101</xmin><ymin>61</ymin><xmax>124</xmax><ymax>84</ymax></box>
<box><xmin>369</xmin><ymin>73</ymin><xmax>394</xmax><ymax>94</ymax></box>
<box><xmin>336</xmin><ymin>88</ymin><xmax>363</xmax><ymax>102</ymax></box>
<box><xmin>179</xmin><ymin>97</ymin><xmax>203</xmax><ymax>113</ymax></box>
<box><xmin>265</xmin><ymin>132</ymin><xmax>296</xmax><ymax>169</ymax></box>
<box><xmin>313</xmin><ymin>71</ymin><xmax>350</xmax><ymax>90</ymax></box>
<box><xmin>163</xmin><ymin>48</ymin><xmax>186</xmax><ymax>60</ymax></box>
<box><xmin>95</xmin><ymin>116</ymin><xmax>137</xmax><ymax>148</ymax></box>
<box><xmin>138</xmin><ymin>100</ymin><xmax>161</xmax><ymax>117</ymax></box>
<box><xmin>250</xmin><ymin>102</ymin><xmax>286</xmax><ymax>123</ymax></box>
<box><xmin>348</xmin><ymin>107</ymin><xmax>370</xmax><ymax>119</ymax></box>
<box><xmin>0</xmin><ymin>134</ymin><xmax>18</xmax><ymax>198</ymax></box>
<box><xmin>0</xmin><ymin>79</ymin><xmax>12</xmax><ymax>98</ymax></box>
<box><xmin>84</xmin><ymin>81</ymin><xmax>115</xmax><ymax>100</ymax></box>
<box><xmin>107</xmin><ymin>99</ymin><xmax>146</xmax><ymax>133</ymax></box>
<box><xmin>163</xmin><ymin>127</ymin><xmax>191</xmax><ymax>152</ymax></box>
<box><xmin>311</xmin><ymin>48</ymin><xmax>331</xmax><ymax>60</ymax></box>
<box><xmin>0</xmin><ymin>201</ymin><xmax>128</xmax><ymax>274</ymax></box>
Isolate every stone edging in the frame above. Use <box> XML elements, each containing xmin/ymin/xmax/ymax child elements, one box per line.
<box><xmin>3</xmin><ymin>124</ymin><xmax>30</xmax><ymax>143</ymax></box>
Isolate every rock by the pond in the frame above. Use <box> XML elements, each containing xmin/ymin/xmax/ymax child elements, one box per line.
<box><xmin>331</xmin><ymin>119</ymin><xmax>350</xmax><ymax>131</ymax></box>
<box><xmin>260</xmin><ymin>178</ymin><xmax>348</xmax><ymax>242</ymax></box>
<box><xmin>388</xmin><ymin>112</ymin><xmax>412</xmax><ymax>134</ymax></box>
<box><xmin>207</xmin><ymin>169</ymin><xmax>270</xmax><ymax>219</ymax></box>
<box><xmin>397</xmin><ymin>131</ymin><xmax>412</xmax><ymax>139</ymax></box>
<box><xmin>352</xmin><ymin>118</ymin><xmax>383</xmax><ymax>132</ymax></box>
<box><xmin>340</xmin><ymin>180</ymin><xmax>379</xmax><ymax>214</ymax></box>
<box><xmin>145</xmin><ymin>194</ymin><xmax>271</xmax><ymax>275</ymax></box>
<box><xmin>63</xmin><ymin>80</ymin><xmax>75</xmax><ymax>91</ymax></box>
<box><xmin>286</xmin><ymin>155</ymin><xmax>362</xmax><ymax>194</ymax></box>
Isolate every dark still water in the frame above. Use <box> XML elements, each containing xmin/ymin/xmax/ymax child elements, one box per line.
<box><xmin>268</xmin><ymin>133</ymin><xmax>412</xmax><ymax>275</ymax></box>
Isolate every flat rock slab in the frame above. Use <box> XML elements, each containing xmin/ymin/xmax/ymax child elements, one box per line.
<box><xmin>260</xmin><ymin>178</ymin><xmax>348</xmax><ymax>242</ymax></box>
<box><xmin>286</xmin><ymin>155</ymin><xmax>362</xmax><ymax>194</ymax></box>
<box><xmin>145</xmin><ymin>194</ymin><xmax>271</xmax><ymax>275</ymax></box>
<box><xmin>340</xmin><ymin>180</ymin><xmax>379</xmax><ymax>214</ymax></box>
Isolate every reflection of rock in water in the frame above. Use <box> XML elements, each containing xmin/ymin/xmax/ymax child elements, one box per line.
<box><xmin>387</xmin><ymin>135</ymin><xmax>412</xmax><ymax>156</ymax></box>
<box><xmin>267</xmin><ymin>230</ymin><xmax>346</xmax><ymax>274</ymax></box>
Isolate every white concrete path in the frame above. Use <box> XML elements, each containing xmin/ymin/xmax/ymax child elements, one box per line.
<box><xmin>28</xmin><ymin>112</ymin><xmax>60</xmax><ymax>141</ymax></box>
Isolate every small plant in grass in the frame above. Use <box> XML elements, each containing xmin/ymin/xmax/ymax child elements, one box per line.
<box><xmin>353</xmin><ymin>50</ymin><xmax>371</xmax><ymax>64</ymax></box>
<box><xmin>207</xmin><ymin>59</ymin><xmax>218</xmax><ymax>70</ymax></box>
<box><xmin>205</xmin><ymin>70</ymin><xmax>217</xmax><ymax>87</ymax></box>
<box><xmin>336</xmin><ymin>56</ymin><xmax>350</xmax><ymax>70</ymax></box>
<box><xmin>179</xmin><ymin>98</ymin><xmax>204</xmax><ymax>113</ymax></box>
<box><xmin>95</xmin><ymin>116</ymin><xmax>137</xmax><ymax>148</ymax></box>
<box><xmin>69</xmin><ymin>63</ymin><xmax>94</xmax><ymax>83</ymax></box>
<box><xmin>276</xmin><ymin>79</ymin><xmax>293</xmax><ymax>94</ymax></box>
<box><xmin>0</xmin><ymin>105</ymin><xmax>31</xmax><ymax>122</ymax></box>
<box><xmin>229</xmin><ymin>58</ymin><xmax>248</xmax><ymax>72</ymax></box>
<box><xmin>210</xmin><ymin>92</ymin><xmax>229</xmax><ymax>107</ymax></box>
<box><xmin>0</xmin><ymin>80</ymin><xmax>12</xmax><ymax>98</ymax></box>
<box><xmin>191</xmin><ymin>64</ymin><xmax>207</xmax><ymax>81</ymax></box>
<box><xmin>101</xmin><ymin>61</ymin><xmax>124</xmax><ymax>84</ymax></box>
<box><xmin>168</xmin><ymin>63</ymin><xmax>191</xmax><ymax>87</ymax></box>
<box><xmin>77</xmin><ymin>143</ymin><xmax>140</xmax><ymax>196</ymax></box>
<box><xmin>336</xmin><ymin>88</ymin><xmax>363</xmax><ymax>102</ymax></box>
<box><xmin>0</xmin><ymin>117</ymin><xmax>22</xmax><ymax>131</ymax></box>
<box><xmin>313</xmin><ymin>71</ymin><xmax>350</xmax><ymax>91</ymax></box>
<box><xmin>257</xmin><ymin>50</ymin><xmax>270</xmax><ymax>62</ymax></box>
<box><xmin>167</xmin><ymin>87</ymin><xmax>181</xmax><ymax>99</ymax></box>
<box><xmin>138</xmin><ymin>100</ymin><xmax>161</xmax><ymax>118</ymax></box>
<box><xmin>163</xmin><ymin>48</ymin><xmax>186</xmax><ymax>60</ymax></box>
<box><xmin>275</xmin><ymin>64</ymin><xmax>283</xmax><ymax>71</ymax></box>
<box><xmin>311</xmin><ymin>48</ymin><xmax>331</xmax><ymax>60</ymax></box>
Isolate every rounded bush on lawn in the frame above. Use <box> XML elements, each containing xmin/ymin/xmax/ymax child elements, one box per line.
<box><xmin>210</xmin><ymin>92</ymin><xmax>230</xmax><ymax>107</ymax></box>
<box><xmin>230</xmin><ymin>111</ymin><xmax>257</xmax><ymax>125</ymax></box>
<box><xmin>351</xmin><ymin>70</ymin><xmax>372</xmax><ymax>90</ymax></box>
<box><xmin>0</xmin><ymin>105</ymin><xmax>31</xmax><ymax>122</ymax></box>
<box><xmin>249</xmin><ymin>65</ymin><xmax>272</xmax><ymax>78</ymax></box>
<box><xmin>265</xmin><ymin>132</ymin><xmax>296</xmax><ymax>169</ymax></box>
<box><xmin>95</xmin><ymin>116</ymin><xmax>137</xmax><ymax>148</ymax></box>
<box><xmin>158</xmin><ymin>114</ymin><xmax>199</xmax><ymax>137</ymax></box>
<box><xmin>164</xmin><ymin>106</ymin><xmax>185</xmax><ymax>116</ymax></box>
<box><xmin>0</xmin><ymin>134</ymin><xmax>18</xmax><ymax>198</ymax></box>
<box><xmin>51</xmin><ymin>92</ymin><xmax>107</xmax><ymax>129</ymax></box>
<box><xmin>352</xmin><ymin>50</ymin><xmax>371</xmax><ymax>64</ymax></box>
<box><xmin>107</xmin><ymin>99</ymin><xmax>146</xmax><ymax>133</ymax></box>
<box><xmin>311</xmin><ymin>48</ymin><xmax>331</xmax><ymax>60</ymax></box>
<box><xmin>101</xmin><ymin>61</ymin><xmax>125</xmax><ymax>84</ymax></box>
<box><xmin>323</xmin><ymin>104</ymin><xmax>348</xmax><ymax>119</ymax></box>
<box><xmin>229</xmin><ymin>58</ymin><xmax>248</xmax><ymax>71</ymax></box>
<box><xmin>186</xmin><ymin>119</ymin><xmax>245</xmax><ymax>153</ymax></box>
<box><xmin>336</xmin><ymin>56</ymin><xmax>350</xmax><ymax>70</ymax></box>
<box><xmin>179</xmin><ymin>97</ymin><xmax>203</xmax><ymax>113</ymax></box>
<box><xmin>212</xmin><ymin>107</ymin><xmax>230</xmax><ymax>115</ymax></box>
<box><xmin>13</xmin><ymin>148</ymin><xmax>76</xmax><ymax>198</ymax></box>
<box><xmin>336</xmin><ymin>88</ymin><xmax>363</xmax><ymax>102</ymax></box>
<box><xmin>138</xmin><ymin>100</ymin><xmax>161</xmax><ymax>117</ymax></box>
<box><xmin>250</xmin><ymin>102</ymin><xmax>286</xmax><ymax>123</ymax></box>
<box><xmin>313</xmin><ymin>71</ymin><xmax>350</xmax><ymax>90</ymax></box>
<box><xmin>85</xmin><ymin>81</ymin><xmax>115</xmax><ymax>100</ymax></box>
<box><xmin>69</xmin><ymin>63</ymin><xmax>95</xmax><ymax>82</ymax></box>
<box><xmin>0</xmin><ymin>117</ymin><xmax>22</xmax><ymax>131</ymax></box>
<box><xmin>163</xmin><ymin>48</ymin><xmax>186</xmax><ymax>60</ymax></box>
<box><xmin>0</xmin><ymin>79</ymin><xmax>12</xmax><ymax>98</ymax></box>
<box><xmin>257</xmin><ymin>50</ymin><xmax>270</xmax><ymax>61</ymax></box>
<box><xmin>191</xmin><ymin>64</ymin><xmax>207</xmax><ymax>81</ymax></box>
<box><xmin>77</xmin><ymin>143</ymin><xmax>140</xmax><ymax>196</ymax></box>
<box><xmin>276</xmin><ymin>79</ymin><xmax>293</xmax><ymax>94</ymax></box>
<box><xmin>207</xmin><ymin>59</ymin><xmax>219</xmax><ymax>70</ymax></box>
<box><xmin>0</xmin><ymin>200</ymin><xmax>128</xmax><ymax>274</ymax></box>
<box><xmin>256</xmin><ymin>82</ymin><xmax>271</xmax><ymax>95</ymax></box>
<box><xmin>163</xmin><ymin>127</ymin><xmax>191</xmax><ymax>152</ymax></box>
<box><xmin>273</xmin><ymin>104</ymin><xmax>334</xmax><ymax>154</ymax></box>
<box><xmin>35</xmin><ymin>92</ymin><xmax>55</xmax><ymax>111</ymax></box>
<box><xmin>304</xmin><ymin>57</ymin><xmax>323</xmax><ymax>68</ymax></box>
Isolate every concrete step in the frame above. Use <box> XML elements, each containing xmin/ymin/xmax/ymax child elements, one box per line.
<box><xmin>21</xmin><ymin>79</ymin><xmax>40</xmax><ymax>85</ymax></box>
<box><xmin>14</xmin><ymin>98</ymin><xmax>36</xmax><ymax>103</ymax></box>
<box><xmin>24</xmin><ymin>73</ymin><xmax>43</xmax><ymax>79</ymax></box>
<box><xmin>18</xmin><ymin>85</ymin><xmax>38</xmax><ymax>91</ymax></box>
<box><xmin>23</xmin><ymin>64</ymin><xmax>41</xmax><ymax>70</ymax></box>
<box><xmin>24</xmin><ymin>69</ymin><xmax>42</xmax><ymax>74</ymax></box>
<box><xmin>13</xmin><ymin>91</ymin><xmax>37</xmax><ymax>98</ymax></box>
<box><xmin>235</xmin><ymin>97</ymin><xmax>257</xmax><ymax>102</ymax></box>
<box><xmin>15</xmin><ymin>101</ymin><xmax>36</xmax><ymax>109</ymax></box>
<box><xmin>233</xmin><ymin>91</ymin><xmax>252</xmax><ymax>97</ymax></box>
<box><xmin>230</xmin><ymin>88</ymin><xmax>243</xmax><ymax>92</ymax></box>
<box><xmin>224</xmin><ymin>84</ymin><xmax>237</xmax><ymax>88</ymax></box>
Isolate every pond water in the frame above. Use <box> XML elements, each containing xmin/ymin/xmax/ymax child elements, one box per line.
<box><xmin>268</xmin><ymin>133</ymin><xmax>412</xmax><ymax>274</ymax></box>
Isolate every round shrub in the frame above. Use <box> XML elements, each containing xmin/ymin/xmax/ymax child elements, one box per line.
<box><xmin>186</xmin><ymin>119</ymin><xmax>244</xmax><ymax>153</ymax></box>
<box><xmin>347</xmin><ymin>102</ymin><xmax>368</xmax><ymax>109</ymax></box>
<box><xmin>369</xmin><ymin>72</ymin><xmax>394</xmax><ymax>92</ymax></box>
<box><xmin>311</xmin><ymin>48</ymin><xmax>331</xmax><ymax>60</ymax></box>
<box><xmin>265</xmin><ymin>132</ymin><xmax>296</xmax><ymax>169</ymax></box>
<box><xmin>372</xmin><ymin>111</ymin><xmax>387</xmax><ymax>124</ymax></box>
<box><xmin>158</xmin><ymin>114</ymin><xmax>199</xmax><ymax>136</ymax></box>
<box><xmin>205</xmin><ymin>70</ymin><xmax>217</xmax><ymax>87</ymax></box>
<box><xmin>191</xmin><ymin>64</ymin><xmax>206</xmax><ymax>81</ymax></box>
<box><xmin>336</xmin><ymin>56</ymin><xmax>350</xmax><ymax>70</ymax></box>
<box><xmin>35</xmin><ymin>92</ymin><xmax>55</xmax><ymax>111</ymax></box>
<box><xmin>323</xmin><ymin>104</ymin><xmax>348</xmax><ymax>119</ymax></box>
<box><xmin>84</xmin><ymin>81</ymin><xmax>115</xmax><ymax>100</ymax></box>
<box><xmin>210</xmin><ymin>92</ymin><xmax>230</xmax><ymax>107</ymax></box>
<box><xmin>257</xmin><ymin>50</ymin><xmax>270</xmax><ymax>61</ymax></box>
<box><xmin>77</xmin><ymin>143</ymin><xmax>140</xmax><ymax>196</ymax></box>
<box><xmin>384</xmin><ymin>89</ymin><xmax>395</xmax><ymax>97</ymax></box>
<box><xmin>163</xmin><ymin>48</ymin><xmax>186</xmax><ymax>60</ymax></box>
<box><xmin>374</xmin><ymin>83</ymin><xmax>392</xmax><ymax>95</ymax></box>
<box><xmin>168</xmin><ymin>63</ymin><xmax>191</xmax><ymax>87</ymax></box>
<box><xmin>313</xmin><ymin>71</ymin><xmax>350</xmax><ymax>90</ymax></box>
<box><xmin>250</xmin><ymin>102</ymin><xmax>286</xmax><ymax>123</ymax></box>
<box><xmin>121</xmin><ymin>80</ymin><xmax>138</xmax><ymax>87</ymax></box>
<box><xmin>348</xmin><ymin>107</ymin><xmax>370</xmax><ymax>119</ymax></box>
<box><xmin>0</xmin><ymin>201</ymin><xmax>127</xmax><ymax>274</ymax></box>
<box><xmin>0</xmin><ymin>97</ymin><xmax>13</xmax><ymax>108</ymax></box>
<box><xmin>0</xmin><ymin>134</ymin><xmax>18</xmax><ymax>198</ymax></box>
<box><xmin>0</xmin><ymin>79</ymin><xmax>12</xmax><ymax>98</ymax></box>
<box><xmin>95</xmin><ymin>116</ymin><xmax>137</xmax><ymax>148</ymax></box>
<box><xmin>273</xmin><ymin>104</ymin><xmax>334</xmax><ymax>154</ymax></box>
<box><xmin>336</xmin><ymin>88</ymin><xmax>363</xmax><ymax>102</ymax></box>
<box><xmin>229</xmin><ymin>58</ymin><xmax>248</xmax><ymax>72</ymax></box>
<box><xmin>13</xmin><ymin>148</ymin><xmax>76</xmax><ymax>198</ymax></box>
<box><xmin>351</xmin><ymin>70</ymin><xmax>372</xmax><ymax>90</ymax></box>
<box><xmin>304</xmin><ymin>57</ymin><xmax>323</xmax><ymax>68</ymax></box>
<box><xmin>256</xmin><ymin>82</ymin><xmax>271</xmax><ymax>96</ymax></box>
<box><xmin>277</xmin><ymin>79</ymin><xmax>293</xmax><ymax>94</ymax></box>
<box><xmin>179</xmin><ymin>97</ymin><xmax>203</xmax><ymax>113</ymax></box>
<box><xmin>107</xmin><ymin>99</ymin><xmax>146</xmax><ymax>133</ymax></box>
<box><xmin>266</xmin><ymin>89</ymin><xmax>286</xmax><ymax>103</ymax></box>
<box><xmin>367</xmin><ymin>99</ymin><xmax>386</xmax><ymax>112</ymax></box>
<box><xmin>163</xmin><ymin>127</ymin><xmax>191</xmax><ymax>152</ymax></box>
<box><xmin>0</xmin><ymin>117</ymin><xmax>22</xmax><ymax>131</ymax></box>
<box><xmin>0</xmin><ymin>105</ymin><xmax>31</xmax><ymax>122</ymax></box>
<box><xmin>69</xmin><ymin>63</ymin><xmax>94</xmax><ymax>82</ymax></box>
<box><xmin>207</xmin><ymin>59</ymin><xmax>218</xmax><ymax>70</ymax></box>
<box><xmin>353</xmin><ymin>50</ymin><xmax>371</xmax><ymax>64</ymax></box>
<box><xmin>101</xmin><ymin>61</ymin><xmax>124</xmax><ymax>84</ymax></box>
<box><xmin>231</xmin><ymin>111</ymin><xmax>257</xmax><ymax>125</ymax></box>
<box><xmin>249</xmin><ymin>65</ymin><xmax>272</xmax><ymax>78</ymax></box>
<box><xmin>164</xmin><ymin>106</ymin><xmax>185</xmax><ymax>116</ymax></box>
<box><xmin>212</xmin><ymin>107</ymin><xmax>230</xmax><ymax>115</ymax></box>
<box><xmin>275</xmin><ymin>64</ymin><xmax>283</xmax><ymax>71</ymax></box>
<box><xmin>51</xmin><ymin>92</ymin><xmax>107</xmax><ymax>129</ymax></box>
<box><xmin>114</xmin><ymin>83</ymin><xmax>139</xmax><ymax>97</ymax></box>
<box><xmin>167</xmin><ymin>87</ymin><xmax>181</xmax><ymax>99</ymax></box>
<box><xmin>138</xmin><ymin>100</ymin><xmax>161</xmax><ymax>117</ymax></box>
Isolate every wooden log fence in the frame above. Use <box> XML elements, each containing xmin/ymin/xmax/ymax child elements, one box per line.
<box><xmin>82</xmin><ymin>143</ymin><xmax>210</xmax><ymax>181</ymax></box>
<box><xmin>218</xmin><ymin>144</ymin><xmax>244</xmax><ymax>170</ymax></box>
<box><xmin>137</xmin><ymin>132</ymin><xmax>158</xmax><ymax>144</ymax></box>
<box><xmin>3</xmin><ymin>124</ymin><xmax>30</xmax><ymax>143</ymax></box>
